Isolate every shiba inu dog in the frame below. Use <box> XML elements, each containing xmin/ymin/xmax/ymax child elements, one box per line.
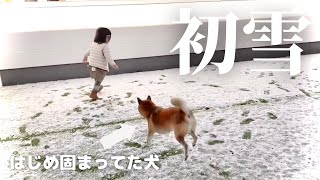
<box><xmin>137</xmin><ymin>96</ymin><xmax>197</xmax><ymax>160</ymax></box>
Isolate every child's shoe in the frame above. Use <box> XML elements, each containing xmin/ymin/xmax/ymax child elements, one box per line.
<box><xmin>89</xmin><ymin>91</ymin><xmax>98</xmax><ymax>101</ymax></box>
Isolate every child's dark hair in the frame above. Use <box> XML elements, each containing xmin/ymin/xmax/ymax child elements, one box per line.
<box><xmin>94</xmin><ymin>27</ymin><xmax>112</xmax><ymax>44</ymax></box>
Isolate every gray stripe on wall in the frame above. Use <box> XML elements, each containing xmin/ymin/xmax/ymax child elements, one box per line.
<box><xmin>1</xmin><ymin>42</ymin><xmax>320</xmax><ymax>86</ymax></box>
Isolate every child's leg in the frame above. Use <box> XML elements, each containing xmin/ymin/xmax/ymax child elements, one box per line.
<box><xmin>89</xmin><ymin>68</ymin><xmax>107</xmax><ymax>100</ymax></box>
<box><xmin>97</xmin><ymin>83</ymin><xmax>103</xmax><ymax>92</ymax></box>
<box><xmin>93</xmin><ymin>80</ymin><xmax>102</xmax><ymax>92</ymax></box>
<box><xmin>95</xmin><ymin>68</ymin><xmax>107</xmax><ymax>92</ymax></box>
<box><xmin>89</xmin><ymin>80</ymin><xmax>101</xmax><ymax>101</ymax></box>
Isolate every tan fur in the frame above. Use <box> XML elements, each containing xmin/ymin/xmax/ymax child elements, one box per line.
<box><xmin>137</xmin><ymin>96</ymin><xmax>197</xmax><ymax>160</ymax></box>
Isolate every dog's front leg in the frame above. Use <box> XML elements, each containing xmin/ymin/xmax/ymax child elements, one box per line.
<box><xmin>144</xmin><ymin>121</ymin><xmax>155</xmax><ymax>147</ymax></box>
<box><xmin>146</xmin><ymin>130</ymin><xmax>155</xmax><ymax>145</ymax></box>
<box><xmin>142</xmin><ymin>131</ymin><xmax>154</xmax><ymax>149</ymax></box>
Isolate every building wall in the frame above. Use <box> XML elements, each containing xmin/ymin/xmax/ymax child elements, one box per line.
<box><xmin>1</xmin><ymin>0</ymin><xmax>319</xmax><ymax>85</ymax></box>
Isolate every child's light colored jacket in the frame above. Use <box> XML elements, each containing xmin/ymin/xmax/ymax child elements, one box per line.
<box><xmin>84</xmin><ymin>42</ymin><xmax>116</xmax><ymax>71</ymax></box>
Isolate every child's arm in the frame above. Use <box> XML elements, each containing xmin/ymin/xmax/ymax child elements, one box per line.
<box><xmin>83</xmin><ymin>48</ymin><xmax>89</xmax><ymax>64</ymax></box>
<box><xmin>103</xmin><ymin>45</ymin><xmax>119</xmax><ymax>69</ymax></box>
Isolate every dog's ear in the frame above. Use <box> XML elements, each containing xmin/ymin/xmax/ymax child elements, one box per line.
<box><xmin>137</xmin><ymin>97</ymin><xmax>142</xmax><ymax>104</ymax></box>
<box><xmin>147</xmin><ymin>95</ymin><xmax>151</xmax><ymax>101</ymax></box>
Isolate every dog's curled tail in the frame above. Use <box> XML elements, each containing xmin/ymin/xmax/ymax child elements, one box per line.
<box><xmin>171</xmin><ymin>97</ymin><xmax>191</xmax><ymax>115</ymax></box>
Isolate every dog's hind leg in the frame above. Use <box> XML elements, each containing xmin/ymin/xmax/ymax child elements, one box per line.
<box><xmin>175</xmin><ymin>134</ymin><xmax>189</xmax><ymax>160</ymax></box>
<box><xmin>189</xmin><ymin>114</ymin><xmax>197</xmax><ymax>147</ymax></box>
<box><xmin>190</xmin><ymin>130</ymin><xmax>198</xmax><ymax>147</ymax></box>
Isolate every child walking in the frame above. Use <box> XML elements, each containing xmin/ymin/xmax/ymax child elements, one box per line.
<box><xmin>83</xmin><ymin>27</ymin><xmax>119</xmax><ymax>101</ymax></box>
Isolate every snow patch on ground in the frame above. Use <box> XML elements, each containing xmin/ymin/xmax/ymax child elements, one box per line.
<box><xmin>0</xmin><ymin>54</ymin><xmax>320</xmax><ymax>179</ymax></box>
